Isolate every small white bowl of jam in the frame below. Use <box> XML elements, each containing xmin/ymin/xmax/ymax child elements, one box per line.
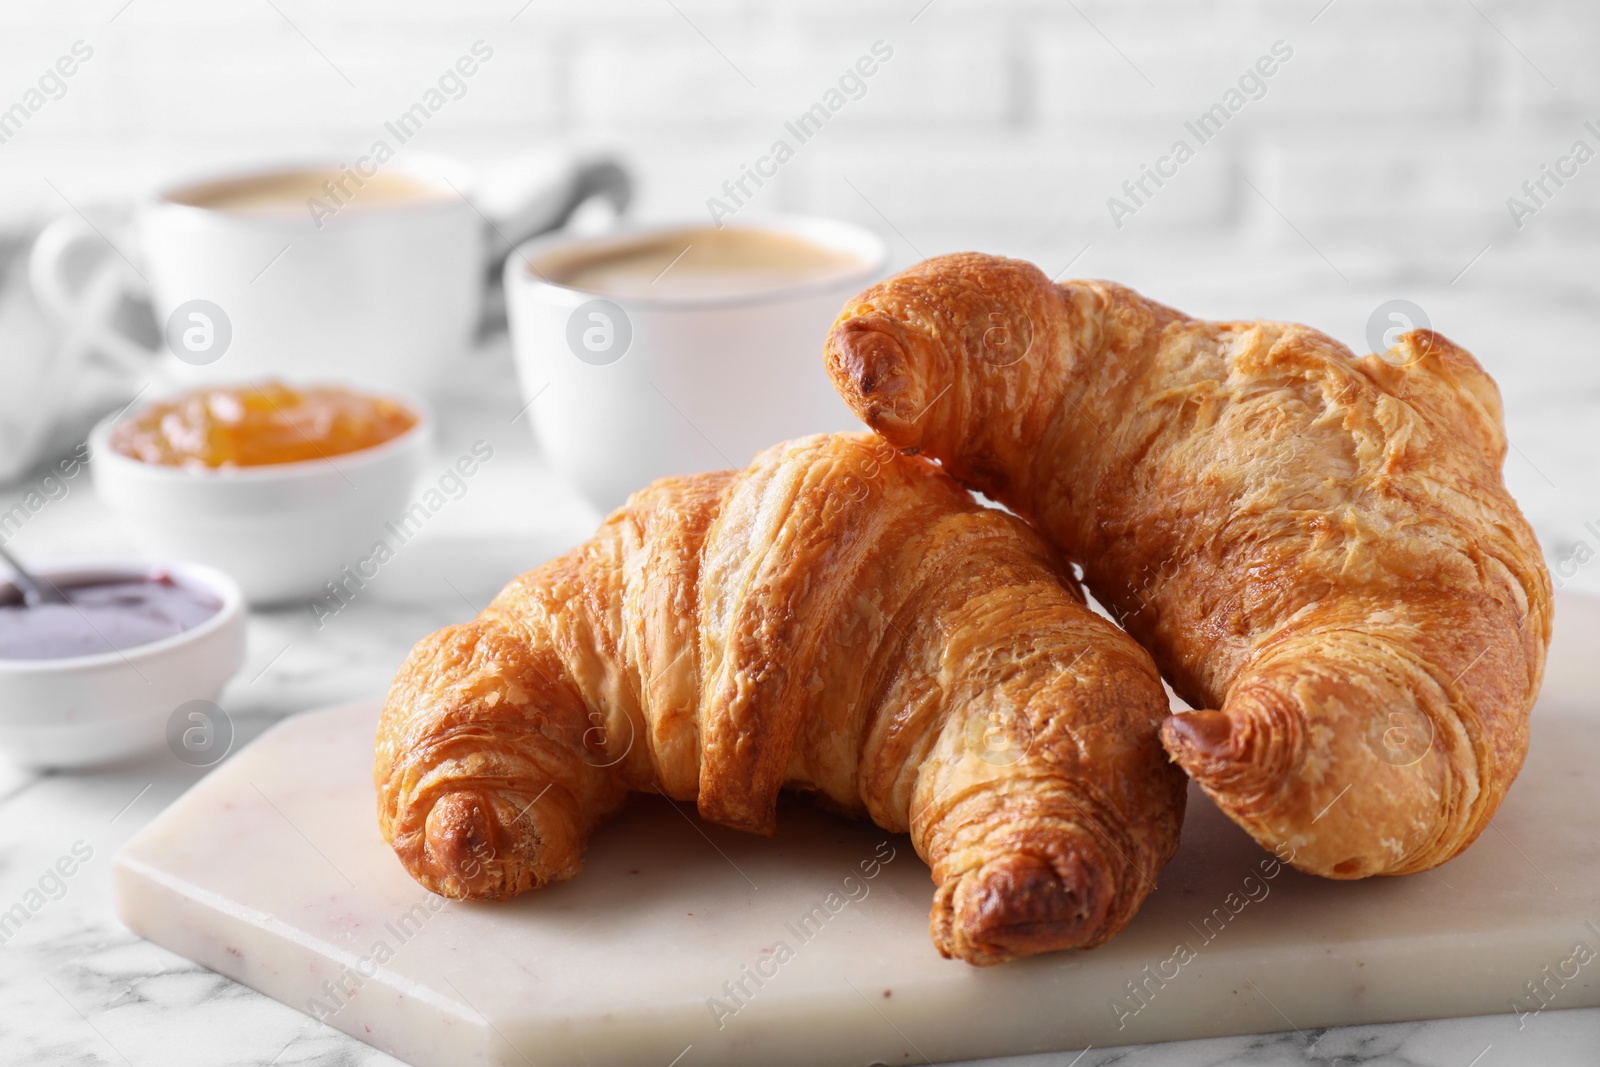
<box><xmin>90</xmin><ymin>380</ymin><xmax>430</xmax><ymax>603</ymax></box>
<box><xmin>0</xmin><ymin>559</ymin><xmax>245</xmax><ymax>768</ymax></box>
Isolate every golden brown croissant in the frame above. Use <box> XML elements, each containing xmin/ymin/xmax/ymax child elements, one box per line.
<box><xmin>824</xmin><ymin>253</ymin><xmax>1551</xmax><ymax>880</ymax></box>
<box><xmin>375</xmin><ymin>431</ymin><xmax>1185</xmax><ymax>964</ymax></box>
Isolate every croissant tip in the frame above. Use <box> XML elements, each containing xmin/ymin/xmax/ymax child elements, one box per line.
<box><xmin>422</xmin><ymin>790</ymin><xmax>501</xmax><ymax>891</ymax></box>
<box><xmin>827</xmin><ymin>320</ymin><xmax>911</xmax><ymax>402</ymax></box>
<box><xmin>935</xmin><ymin>849</ymin><xmax>1114</xmax><ymax>965</ymax></box>
<box><xmin>1162</xmin><ymin>708</ymin><xmax>1234</xmax><ymax>759</ymax></box>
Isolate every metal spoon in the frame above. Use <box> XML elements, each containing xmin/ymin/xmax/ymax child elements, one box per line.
<box><xmin>0</xmin><ymin>543</ymin><xmax>69</xmax><ymax>606</ymax></box>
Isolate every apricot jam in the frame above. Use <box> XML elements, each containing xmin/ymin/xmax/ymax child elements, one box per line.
<box><xmin>110</xmin><ymin>382</ymin><xmax>418</xmax><ymax>469</ymax></box>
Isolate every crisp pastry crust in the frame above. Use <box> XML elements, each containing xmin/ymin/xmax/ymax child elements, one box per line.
<box><xmin>824</xmin><ymin>253</ymin><xmax>1552</xmax><ymax>879</ymax></box>
<box><xmin>376</xmin><ymin>432</ymin><xmax>1186</xmax><ymax>965</ymax></box>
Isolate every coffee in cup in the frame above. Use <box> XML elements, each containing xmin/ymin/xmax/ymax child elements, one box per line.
<box><xmin>165</xmin><ymin>167</ymin><xmax>455</xmax><ymax>218</ymax></box>
<box><xmin>543</xmin><ymin>226</ymin><xmax>866</xmax><ymax>300</ymax></box>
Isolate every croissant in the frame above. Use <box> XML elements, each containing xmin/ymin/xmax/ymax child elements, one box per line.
<box><xmin>824</xmin><ymin>253</ymin><xmax>1552</xmax><ymax>880</ymax></box>
<box><xmin>376</xmin><ymin>431</ymin><xmax>1185</xmax><ymax>964</ymax></box>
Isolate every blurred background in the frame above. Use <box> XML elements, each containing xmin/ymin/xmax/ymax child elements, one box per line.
<box><xmin>1</xmin><ymin>0</ymin><xmax>1597</xmax><ymax>588</ymax></box>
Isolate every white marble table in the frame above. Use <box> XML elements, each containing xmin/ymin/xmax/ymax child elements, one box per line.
<box><xmin>3</xmin><ymin>319</ymin><xmax>1600</xmax><ymax>1066</ymax></box>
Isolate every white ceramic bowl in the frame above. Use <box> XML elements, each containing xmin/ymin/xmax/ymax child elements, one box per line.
<box><xmin>0</xmin><ymin>559</ymin><xmax>245</xmax><ymax>768</ymax></box>
<box><xmin>90</xmin><ymin>393</ymin><xmax>430</xmax><ymax>603</ymax></box>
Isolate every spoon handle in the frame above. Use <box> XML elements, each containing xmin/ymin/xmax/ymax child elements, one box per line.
<box><xmin>0</xmin><ymin>544</ymin><xmax>69</xmax><ymax>606</ymax></box>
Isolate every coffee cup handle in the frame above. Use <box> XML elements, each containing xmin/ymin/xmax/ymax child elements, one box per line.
<box><xmin>481</xmin><ymin>157</ymin><xmax>632</xmax><ymax>281</ymax></box>
<box><xmin>29</xmin><ymin>213</ymin><xmax>167</xmax><ymax>377</ymax></box>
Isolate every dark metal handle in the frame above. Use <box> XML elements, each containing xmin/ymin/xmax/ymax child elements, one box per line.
<box><xmin>483</xmin><ymin>158</ymin><xmax>633</xmax><ymax>283</ymax></box>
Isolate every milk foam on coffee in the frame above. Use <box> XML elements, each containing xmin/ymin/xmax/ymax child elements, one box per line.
<box><xmin>545</xmin><ymin>227</ymin><xmax>863</xmax><ymax>299</ymax></box>
<box><xmin>167</xmin><ymin>168</ymin><xmax>453</xmax><ymax>216</ymax></box>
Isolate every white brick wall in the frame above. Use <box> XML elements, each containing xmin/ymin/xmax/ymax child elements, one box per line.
<box><xmin>1</xmin><ymin>0</ymin><xmax>1597</xmax><ymax>271</ymax></box>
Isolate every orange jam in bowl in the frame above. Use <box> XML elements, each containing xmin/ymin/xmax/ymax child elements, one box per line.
<box><xmin>109</xmin><ymin>382</ymin><xmax>419</xmax><ymax>470</ymax></box>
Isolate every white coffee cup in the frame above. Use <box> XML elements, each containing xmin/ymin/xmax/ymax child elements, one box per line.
<box><xmin>29</xmin><ymin>154</ymin><xmax>630</xmax><ymax>397</ymax></box>
<box><xmin>504</xmin><ymin>216</ymin><xmax>887</xmax><ymax>511</ymax></box>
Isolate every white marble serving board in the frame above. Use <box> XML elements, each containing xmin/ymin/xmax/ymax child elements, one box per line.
<box><xmin>113</xmin><ymin>594</ymin><xmax>1600</xmax><ymax>1067</ymax></box>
